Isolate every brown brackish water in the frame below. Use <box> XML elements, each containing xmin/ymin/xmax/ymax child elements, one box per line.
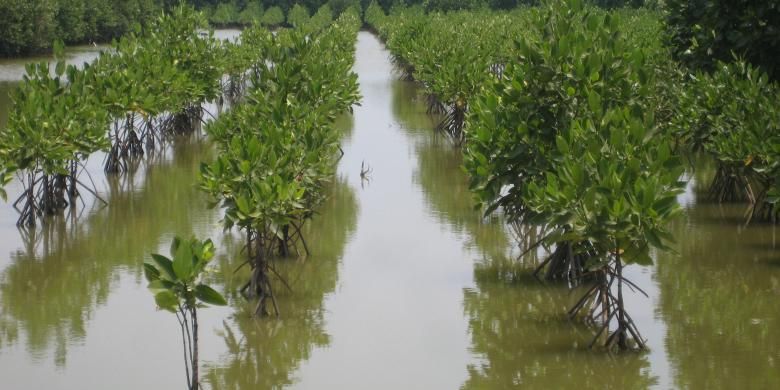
<box><xmin>0</xmin><ymin>31</ymin><xmax>778</xmax><ymax>389</ymax></box>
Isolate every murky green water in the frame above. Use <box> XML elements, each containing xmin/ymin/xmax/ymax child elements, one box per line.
<box><xmin>0</xmin><ymin>31</ymin><xmax>778</xmax><ymax>389</ymax></box>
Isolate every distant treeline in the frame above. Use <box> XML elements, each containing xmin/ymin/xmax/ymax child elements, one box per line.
<box><xmin>198</xmin><ymin>1</ymin><xmax>620</xmax><ymax>28</ymax></box>
<box><xmin>196</xmin><ymin>0</ymin><xmax>780</xmax><ymax>80</ymax></box>
<box><xmin>0</xmin><ymin>0</ymin><xmax>650</xmax><ymax>57</ymax></box>
<box><xmin>0</xmin><ymin>1</ymin><xmax>339</xmax><ymax>56</ymax></box>
<box><xmin>4</xmin><ymin>0</ymin><xmax>774</xmax><ymax>81</ymax></box>
<box><xmin>197</xmin><ymin>0</ymin><xmax>545</xmax><ymax>22</ymax></box>
<box><xmin>0</xmin><ymin>0</ymin><xmax>346</xmax><ymax>56</ymax></box>
<box><xmin>179</xmin><ymin>0</ymin><xmax>656</xmax><ymax>29</ymax></box>
<box><xmin>0</xmin><ymin>0</ymin><xmax>180</xmax><ymax>56</ymax></box>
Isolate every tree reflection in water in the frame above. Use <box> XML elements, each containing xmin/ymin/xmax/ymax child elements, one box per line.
<box><xmin>658</xmin><ymin>201</ymin><xmax>780</xmax><ymax>389</ymax></box>
<box><xmin>206</xmin><ymin>176</ymin><xmax>358</xmax><ymax>389</ymax></box>
<box><xmin>0</xmin><ymin>139</ymin><xmax>217</xmax><ymax>365</ymax></box>
<box><xmin>392</xmin><ymin>74</ymin><xmax>656</xmax><ymax>389</ymax></box>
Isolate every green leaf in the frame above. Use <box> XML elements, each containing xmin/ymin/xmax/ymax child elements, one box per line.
<box><xmin>55</xmin><ymin>61</ymin><xmax>65</xmax><ymax>77</ymax></box>
<box><xmin>151</xmin><ymin>254</ymin><xmax>176</xmax><ymax>280</ymax></box>
<box><xmin>588</xmin><ymin>90</ymin><xmax>602</xmax><ymax>114</ymax></box>
<box><xmin>652</xmin><ymin>196</ymin><xmax>679</xmax><ymax>215</ymax></box>
<box><xmin>172</xmin><ymin>241</ymin><xmax>194</xmax><ymax>280</ymax></box>
<box><xmin>143</xmin><ymin>263</ymin><xmax>161</xmax><ymax>282</ymax></box>
<box><xmin>555</xmin><ymin>136</ymin><xmax>569</xmax><ymax>154</ymax></box>
<box><xmin>201</xmin><ymin>239</ymin><xmax>215</xmax><ymax>261</ymax></box>
<box><xmin>154</xmin><ymin>290</ymin><xmax>179</xmax><ymax>313</ymax></box>
<box><xmin>236</xmin><ymin>196</ymin><xmax>250</xmax><ymax>214</ymax></box>
<box><xmin>644</xmin><ymin>229</ymin><xmax>663</xmax><ymax>248</ymax></box>
<box><xmin>629</xmin><ymin>249</ymin><xmax>653</xmax><ymax>266</ymax></box>
<box><xmin>240</xmin><ymin>160</ymin><xmax>251</xmax><ymax>174</ymax></box>
<box><xmin>170</xmin><ymin>236</ymin><xmax>182</xmax><ymax>257</ymax></box>
<box><xmin>194</xmin><ymin>284</ymin><xmax>227</xmax><ymax>306</ymax></box>
<box><xmin>148</xmin><ymin>279</ymin><xmax>176</xmax><ymax>292</ymax></box>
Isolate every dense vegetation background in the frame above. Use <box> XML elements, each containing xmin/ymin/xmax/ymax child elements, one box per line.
<box><xmin>0</xmin><ymin>0</ymin><xmax>777</xmax><ymax>81</ymax></box>
<box><xmin>666</xmin><ymin>0</ymin><xmax>780</xmax><ymax>80</ymax></box>
<box><xmin>0</xmin><ymin>0</ymin><xmax>175</xmax><ymax>56</ymax></box>
<box><xmin>0</xmin><ymin>0</ymin><xmax>628</xmax><ymax>56</ymax></box>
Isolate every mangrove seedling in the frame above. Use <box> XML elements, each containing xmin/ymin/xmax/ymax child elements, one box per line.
<box><xmin>144</xmin><ymin>236</ymin><xmax>227</xmax><ymax>390</ymax></box>
<box><xmin>0</xmin><ymin>43</ymin><xmax>110</xmax><ymax>226</ymax></box>
<box><xmin>524</xmin><ymin>110</ymin><xmax>684</xmax><ymax>351</ymax></box>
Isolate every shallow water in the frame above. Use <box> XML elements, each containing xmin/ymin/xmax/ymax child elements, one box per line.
<box><xmin>0</xmin><ymin>31</ymin><xmax>777</xmax><ymax>389</ymax></box>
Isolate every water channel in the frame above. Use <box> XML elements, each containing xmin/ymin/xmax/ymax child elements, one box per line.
<box><xmin>0</xmin><ymin>31</ymin><xmax>777</xmax><ymax>389</ymax></box>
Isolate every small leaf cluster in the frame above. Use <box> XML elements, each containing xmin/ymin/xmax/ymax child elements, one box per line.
<box><xmin>673</xmin><ymin>60</ymin><xmax>780</xmax><ymax>218</ymax></box>
<box><xmin>144</xmin><ymin>236</ymin><xmax>227</xmax><ymax>313</ymax></box>
<box><xmin>524</xmin><ymin>109</ymin><xmax>684</xmax><ymax>266</ymax></box>
<box><xmin>287</xmin><ymin>4</ymin><xmax>311</xmax><ymax>28</ymax></box>
<box><xmin>0</xmin><ymin>47</ymin><xmax>110</xmax><ymax>177</ymax></box>
<box><xmin>261</xmin><ymin>6</ymin><xmax>286</xmax><ymax>28</ymax></box>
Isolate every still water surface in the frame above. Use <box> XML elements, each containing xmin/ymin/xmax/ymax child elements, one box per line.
<box><xmin>0</xmin><ymin>31</ymin><xmax>777</xmax><ymax>389</ymax></box>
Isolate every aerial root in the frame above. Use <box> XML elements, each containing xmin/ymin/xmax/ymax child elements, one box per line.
<box><xmin>569</xmin><ymin>255</ymin><xmax>646</xmax><ymax>352</ymax></box>
<box><xmin>708</xmin><ymin>165</ymin><xmax>755</xmax><ymax>203</ymax></box>
<box><xmin>435</xmin><ymin>105</ymin><xmax>466</xmax><ymax>145</ymax></box>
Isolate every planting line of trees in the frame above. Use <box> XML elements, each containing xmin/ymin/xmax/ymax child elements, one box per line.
<box><xmin>663</xmin><ymin>0</ymin><xmax>780</xmax><ymax>224</ymax></box>
<box><xmin>0</xmin><ymin>2</ymin><xmax>350</xmax><ymax>229</ymax></box>
<box><xmin>0</xmin><ymin>0</ymin><xmax>361</xmax><ymax>307</ymax></box>
<box><xmin>671</xmin><ymin>62</ymin><xmax>780</xmax><ymax>223</ymax></box>
<box><xmin>367</xmin><ymin>0</ymin><xmax>780</xmax><ymax>351</ymax></box>
<box><xmin>141</xmin><ymin>7</ymin><xmax>360</xmax><ymax>388</ymax></box>
<box><xmin>366</xmin><ymin>3</ymin><xmax>525</xmax><ymax>144</ymax></box>
<box><xmin>198</xmin><ymin>7</ymin><xmax>361</xmax><ymax>316</ymax></box>
<box><xmin>0</xmin><ymin>5</ymin><xmax>228</xmax><ymax>227</ymax></box>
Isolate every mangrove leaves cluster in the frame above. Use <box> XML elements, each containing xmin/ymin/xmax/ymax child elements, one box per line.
<box><xmin>199</xmin><ymin>7</ymin><xmax>361</xmax><ymax>316</ymax></box>
<box><xmin>672</xmin><ymin>61</ymin><xmax>780</xmax><ymax>223</ymax></box>
<box><xmin>367</xmin><ymin>0</ymin><xmax>685</xmax><ymax>351</ymax></box>
<box><xmin>0</xmin><ymin>5</ymin><xmax>232</xmax><ymax>227</ymax></box>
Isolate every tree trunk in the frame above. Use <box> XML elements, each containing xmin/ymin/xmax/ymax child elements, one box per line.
<box><xmin>190</xmin><ymin>307</ymin><xmax>198</xmax><ymax>390</ymax></box>
<box><xmin>599</xmin><ymin>268</ymin><xmax>609</xmax><ymax>346</ymax></box>
<box><xmin>615</xmin><ymin>243</ymin><xmax>628</xmax><ymax>350</ymax></box>
<box><xmin>68</xmin><ymin>160</ymin><xmax>79</xmax><ymax>200</ymax></box>
<box><xmin>26</xmin><ymin>173</ymin><xmax>36</xmax><ymax>226</ymax></box>
<box><xmin>278</xmin><ymin>224</ymin><xmax>290</xmax><ymax>257</ymax></box>
<box><xmin>252</xmin><ymin>245</ymin><xmax>269</xmax><ymax>316</ymax></box>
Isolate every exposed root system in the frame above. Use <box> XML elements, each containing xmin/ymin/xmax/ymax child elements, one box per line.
<box><xmin>533</xmin><ymin>241</ymin><xmax>596</xmax><ymax>283</ymax></box>
<box><xmin>168</xmin><ymin>105</ymin><xmax>203</xmax><ymax>136</ymax></box>
<box><xmin>223</xmin><ymin>74</ymin><xmax>247</xmax><ymax>105</ymax></box>
<box><xmin>489</xmin><ymin>62</ymin><xmax>506</xmax><ymax>78</ymax></box>
<box><xmin>14</xmin><ymin>164</ymin><xmax>105</xmax><ymax>228</ymax></box>
<box><xmin>568</xmin><ymin>250</ymin><xmax>647</xmax><ymax>351</ymax></box>
<box><xmin>238</xmin><ymin>221</ymin><xmax>311</xmax><ymax>317</ymax></box>
<box><xmin>708</xmin><ymin>164</ymin><xmax>756</xmax><ymax>203</ymax></box>
<box><xmin>389</xmin><ymin>54</ymin><xmax>415</xmax><ymax>81</ymax></box>
<box><xmin>426</xmin><ymin>94</ymin><xmax>446</xmax><ymax>115</ymax></box>
<box><xmin>747</xmin><ymin>185</ymin><xmax>780</xmax><ymax>224</ymax></box>
<box><xmin>436</xmin><ymin>103</ymin><xmax>467</xmax><ymax>145</ymax></box>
